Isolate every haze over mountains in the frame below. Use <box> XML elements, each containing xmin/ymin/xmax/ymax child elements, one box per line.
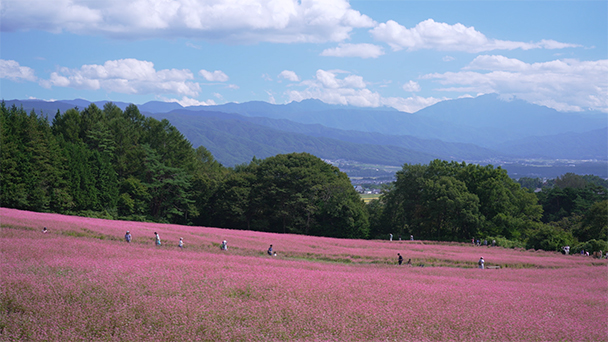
<box><xmin>6</xmin><ymin>94</ymin><xmax>607</xmax><ymax>178</ymax></box>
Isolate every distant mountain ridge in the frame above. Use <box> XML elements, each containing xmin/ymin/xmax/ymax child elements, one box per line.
<box><xmin>5</xmin><ymin>95</ymin><xmax>607</xmax><ymax>168</ymax></box>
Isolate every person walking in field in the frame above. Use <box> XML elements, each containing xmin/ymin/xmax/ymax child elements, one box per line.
<box><xmin>154</xmin><ymin>232</ymin><xmax>161</xmax><ymax>246</ymax></box>
<box><xmin>179</xmin><ymin>237</ymin><xmax>183</xmax><ymax>249</ymax></box>
<box><xmin>125</xmin><ymin>231</ymin><xmax>131</xmax><ymax>243</ymax></box>
<box><xmin>398</xmin><ymin>253</ymin><xmax>403</xmax><ymax>265</ymax></box>
<box><xmin>268</xmin><ymin>244</ymin><xmax>273</xmax><ymax>255</ymax></box>
<box><xmin>220</xmin><ymin>240</ymin><xmax>227</xmax><ymax>250</ymax></box>
<box><xmin>390</xmin><ymin>234</ymin><xmax>393</xmax><ymax>241</ymax></box>
<box><xmin>478</xmin><ymin>257</ymin><xmax>484</xmax><ymax>269</ymax></box>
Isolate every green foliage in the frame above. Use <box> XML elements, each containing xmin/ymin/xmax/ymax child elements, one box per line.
<box><xmin>536</xmin><ymin>183</ymin><xmax>607</xmax><ymax>223</ymax></box>
<box><xmin>571</xmin><ymin>239</ymin><xmax>608</xmax><ymax>254</ymax></box>
<box><xmin>207</xmin><ymin>153</ymin><xmax>369</xmax><ymax>239</ymax></box>
<box><xmin>525</xmin><ymin>224</ymin><xmax>575</xmax><ymax>252</ymax></box>
<box><xmin>574</xmin><ymin>200</ymin><xmax>608</xmax><ymax>242</ymax></box>
<box><xmin>3</xmin><ymin>99</ymin><xmax>606</xmax><ymax>245</ymax></box>
<box><xmin>581</xmin><ymin>175</ymin><xmax>608</xmax><ymax>189</ymax></box>
<box><xmin>1</xmin><ymin>104</ymin><xmax>69</xmax><ymax>211</ymax></box>
<box><xmin>555</xmin><ymin>173</ymin><xmax>587</xmax><ymax>189</ymax></box>
<box><xmin>485</xmin><ymin>236</ymin><xmax>525</xmax><ymax>249</ymax></box>
<box><xmin>516</xmin><ymin>177</ymin><xmax>543</xmax><ymax>191</ymax></box>
<box><xmin>379</xmin><ymin>160</ymin><xmax>542</xmax><ymax>242</ymax></box>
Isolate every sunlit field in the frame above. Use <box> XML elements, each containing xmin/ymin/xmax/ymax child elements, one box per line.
<box><xmin>1</xmin><ymin>207</ymin><xmax>607</xmax><ymax>341</ymax></box>
<box><xmin>359</xmin><ymin>193</ymin><xmax>380</xmax><ymax>203</ymax></box>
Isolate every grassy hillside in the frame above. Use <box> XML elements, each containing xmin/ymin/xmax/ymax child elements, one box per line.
<box><xmin>2</xmin><ymin>208</ymin><xmax>607</xmax><ymax>341</ymax></box>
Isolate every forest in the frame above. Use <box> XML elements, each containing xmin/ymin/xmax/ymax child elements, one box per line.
<box><xmin>1</xmin><ymin>102</ymin><xmax>606</xmax><ymax>252</ymax></box>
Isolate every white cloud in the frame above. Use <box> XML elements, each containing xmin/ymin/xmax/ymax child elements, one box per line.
<box><xmin>286</xmin><ymin>69</ymin><xmax>442</xmax><ymax>112</ymax></box>
<box><xmin>1</xmin><ymin>0</ymin><xmax>374</xmax><ymax>43</ymax></box>
<box><xmin>443</xmin><ymin>56</ymin><xmax>455</xmax><ymax>62</ymax></box>
<box><xmin>423</xmin><ymin>56</ymin><xmax>608</xmax><ymax>112</ymax></box>
<box><xmin>0</xmin><ymin>59</ymin><xmax>37</xmax><ymax>81</ymax></box>
<box><xmin>266</xmin><ymin>91</ymin><xmax>276</xmax><ymax>104</ymax></box>
<box><xmin>39</xmin><ymin>58</ymin><xmax>200</xmax><ymax>96</ymax></box>
<box><xmin>320</xmin><ymin>43</ymin><xmax>384</xmax><ymax>58</ymax></box>
<box><xmin>315</xmin><ymin>69</ymin><xmax>365</xmax><ymax>89</ymax></box>
<box><xmin>168</xmin><ymin>96</ymin><xmax>216</xmax><ymax>106</ymax></box>
<box><xmin>381</xmin><ymin>96</ymin><xmax>445</xmax><ymax>113</ymax></box>
<box><xmin>370</xmin><ymin>19</ymin><xmax>581</xmax><ymax>53</ymax></box>
<box><xmin>186</xmin><ymin>42</ymin><xmax>202</xmax><ymax>49</ymax></box>
<box><xmin>199</xmin><ymin>69</ymin><xmax>229</xmax><ymax>82</ymax></box>
<box><xmin>402</xmin><ymin>80</ymin><xmax>421</xmax><ymax>92</ymax></box>
<box><xmin>278</xmin><ymin>70</ymin><xmax>300</xmax><ymax>82</ymax></box>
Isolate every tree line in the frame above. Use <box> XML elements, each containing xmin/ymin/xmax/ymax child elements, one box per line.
<box><xmin>0</xmin><ymin>102</ymin><xmax>367</xmax><ymax>238</ymax></box>
<box><xmin>1</xmin><ymin>102</ymin><xmax>605</xmax><ymax>251</ymax></box>
<box><xmin>367</xmin><ymin>161</ymin><xmax>606</xmax><ymax>253</ymax></box>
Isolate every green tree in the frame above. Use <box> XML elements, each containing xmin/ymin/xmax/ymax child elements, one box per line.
<box><xmin>381</xmin><ymin>160</ymin><xmax>543</xmax><ymax>242</ymax></box>
<box><xmin>142</xmin><ymin>145</ymin><xmax>196</xmax><ymax>223</ymax></box>
<box><xmin>1</xmin><ymin>104</ymin><xmax>69</xmax><ymax>211</ymax></box>
<box><xmin>526</xmin><ymin>223</ymin><xmax>575</xmax><ymax>252</ymax></box>
<box><xmin>421</xmin><ymin>176</ymin><xmax>481</xmax><ymax>241</ymax></box>
<box><xmin>574</xmin><ymin>200</ymin><xmax>608</xmax><ymax>242</ymax></box>
<box><xmin>555</xmin><ymin>173</ymin><xmax>587</xmax><ymax>189</ymax></box>
<box><xmin>516</xmin><ymin>177</ymin><xmax>543</xmax><ymax>191</ymax></box>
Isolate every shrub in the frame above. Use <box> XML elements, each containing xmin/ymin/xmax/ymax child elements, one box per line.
<box><xmin>571</xmin><ymin>239</ymin><xmax>608</xmax><ymax>254</ymax></box>
<box><xmin>525</xmin><ymin>225</ymin><xmax>575</xmax><ymax>252</ymax></box>
<box><xmin>487</xmin><ymin>236</ymin><xmax>525</xmax><ymax>249</ymax></box>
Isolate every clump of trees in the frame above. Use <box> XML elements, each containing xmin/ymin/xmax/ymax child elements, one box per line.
<box><xmin>1</xmin><ymin>102</ymin><xmax>221</xmax><ymax>224</ymax></box>
<box><xmin>368</xmin><ymin>162</ymin><xmax>606</xmax><ymax>253</ymax></box>
<box><xmin>368</xmin><ymin>160</ymin><xmax>542</xmax><ymax>241</ymax></box>
<box><xmin>1</xmin><ymin>102</ymin><xmax>605</xmax><ymax>249</ymax></box>
<box><xmin>1</xmin><ymin>102</ymin><xmax>367</xmax><ymax>239</ymax></box>
<box><xmin>518</xmin><ymin>173</ymin><xmax>607</xmax><ymax>253</ymax></box>
<box><xmin>205</xmin><ymin>153</ymin><xmax>369</xmax><ymax>238</ymax></box>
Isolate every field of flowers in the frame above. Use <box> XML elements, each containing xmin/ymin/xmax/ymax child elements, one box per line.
<box><xmin>1</xmin><ymin>207</ymin><xmax>607</xmax><ymax>341</ymax></box>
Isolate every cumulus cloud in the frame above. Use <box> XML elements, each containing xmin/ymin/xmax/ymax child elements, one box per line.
<box><xmin>381</xmin><ymin>96</ymin><xmax>445</xmax><ymax>113</ymax></box>
<box><xmin>423</xmin><ymin>55</ymin><xmax>608</xmax><ymax>112</ymax></box>
<box><xmin>402</xmin><ymin>80</ymin><xmax>421</xmax><ymax>92</ymax></box>
<box><xmin>320</xmin><ymin>43</ymin><xmax>384</xmax><ymax>58</ymax></box>
<box><xmin>168</xmin><ymin>96</ymin><xmax>216</xmax><ymax>106</ymax></box>
<box><xmin>286</xmin><ymin>69</ymin><xmax>442</xmax><ymax>112</ymax></box>
<box><xmin>39</xmin><ymin>58</ymin><xmax>200</xmax><ymax>97</ymax></box>
<box><xmin>1</xmin><ymin>0</ymin><xmax>375</xmax><ymax>43</ymax></box>
<box><xmin>199</xmin><ymin>69</ymin><xmax>229</xmax><ymax>82</ymax></box>
<box><xmin>0</xmin><ymin>59</ymin><xmax>37</xmax><ymax>81</ymax></box>
<box><xmin>370</xmin><ymin>19</ymin><xmax>581</xmax><ymax>53</ymax></box>
<box><xmin>278</xmin><ymin>70</ymin><xmax>300</xmax><ymax>82</ymax></box>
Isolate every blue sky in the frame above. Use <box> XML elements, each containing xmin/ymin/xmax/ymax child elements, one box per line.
<box><xmin>1</xmin><ymin>0</ymin><xmax>606</xmax><ymax>113</ymax></box>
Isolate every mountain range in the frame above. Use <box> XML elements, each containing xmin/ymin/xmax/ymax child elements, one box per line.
<box><xmin>5</xmin><ymin>95</ymin><xmax>607</xmax><ymax>178</ymax></box>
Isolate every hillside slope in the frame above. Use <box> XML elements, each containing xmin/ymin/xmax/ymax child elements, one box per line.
<box><xmin>147</xmin><ymin>112</ymin><xmax>438</xmax><ymax>166</ymax></box>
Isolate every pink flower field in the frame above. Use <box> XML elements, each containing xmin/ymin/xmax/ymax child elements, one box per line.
<box><xmin>1</xmin><ymin>208</ymin><xmax>607</xmax><ymax>341</ymax></box>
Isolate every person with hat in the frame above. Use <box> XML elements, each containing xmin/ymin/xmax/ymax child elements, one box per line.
<box><xmin>125</xmin><ymin>231</ymin><xmax>131</xmax><ymax>243</ymax></box>
<box><xmin>478</xmin><ymin>256</ymin><xmax>485</xmax><ymax>269</ymax></box>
